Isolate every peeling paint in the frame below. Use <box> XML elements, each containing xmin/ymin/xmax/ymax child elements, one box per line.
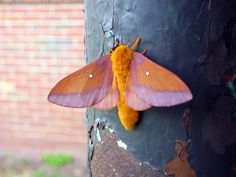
<box><xmin>96</xmin><ymin>128</ymin><xmax>102</xmax><ymax>142</ymax></box>
<box><xmin>104</xmin><ymin>30</ymin><xmax>114</xmax><ymax>38</ymax></box>
<box><xmin>88</xmin><ymin>138</ymin><xmax>94</xmax><ymax>160</ymax></box>
<box><xmin>108</xmin><ymin>127</ymin><xmax>114</xmax><ymax>133</ymax></box>
<box><xmin>117</xmin><ymin>139</ymin><xmax>127</xmax><ymax>150</ymax></box>
<box><xmin>95</xmin><ymin>117</ymin><xmax>100</xmax><ymax>124</ymax></box>
<box><xmin>91</xmin><ymin>130</ymin><xmax>163</xmax><ymax>177</ymax></box>
<box><xmin>202</xmin><ymin>96</ymin><xmax>236</xmax><ymax>155</ymax></box>
<box><xmin>94</xmin><ymin>117</ymin><xmax>103</xmax><ymax>142</ymax></box>
<box><xmin>164</xmin><ymin>140</ymin><xmax>197</xmax><ymax>177</ymax></box>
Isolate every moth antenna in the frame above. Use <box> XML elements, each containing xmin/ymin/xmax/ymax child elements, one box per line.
<box><xmin>126</xmin><ymin>41</ymin><xmax>132</xmax><ymax>47</ymax></box>
<box><xmin>126</xmin><ymin>38</ymin><xmax>135</xmax><ymax>47</ymax></box>
<box><xmin>142</xmin><ymin>50</ymin><xmax>147</xmax><ymax>55</ymax></box>
<box><xmin>131</xmin><ymin>37</ymin><xmax>141</xmax><ymax>51</ymax></box>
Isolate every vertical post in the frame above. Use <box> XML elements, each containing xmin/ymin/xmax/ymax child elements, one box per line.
<box><xmin>84</xmin><ymin>0</ymin><xmax>236</xmax><ymax>176</ymax></box>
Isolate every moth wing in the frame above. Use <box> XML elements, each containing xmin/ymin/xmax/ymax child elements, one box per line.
<box><xmin>127</xmin><ymin>52</ymin><xmax>192</xmax><ymax>107</ymax></box>
<box><xmin>48</xmin><ymin>55</ymin><xmax>114</xmax><ymax>108</ymax></box>
<box><xmin>126</xmin><ymin>76</ymin><xmax>151</xmax><ymax>111</ymax></box>
<box><xmin>94</xmin><ymin>77</ymin><xmax>118</xmax><ymax>110</ymax></box>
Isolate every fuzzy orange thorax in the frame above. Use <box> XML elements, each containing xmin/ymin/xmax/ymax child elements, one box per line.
<box><xmin>110</xmin><ymin>44</ymin><xmax>138</xmax><ymax>131</ymax></box>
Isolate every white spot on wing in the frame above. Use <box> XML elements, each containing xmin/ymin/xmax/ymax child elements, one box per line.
<box><xmin>145</xmin><ymin>71</ymin><xmax>150</xmax><ymax>76</ymax></box>
<box><xmin>89</xmin><ymin>73</ymin><xmax>93</xmax><ymax>78</ymax></box>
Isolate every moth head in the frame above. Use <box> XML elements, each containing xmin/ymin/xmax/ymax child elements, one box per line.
<box><xmin>110</xmin><ymin>43</ymin><xmax>121</xmax><ymax>53</ymax></box>
<box><xmin>110</xmin><ymin>44</ymin><xmax>133</xmax><ymax>62</ymax></box>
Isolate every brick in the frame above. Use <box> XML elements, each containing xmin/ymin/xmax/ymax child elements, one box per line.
<box><xmin>0</xmin><ymin>4</ymin><xmax>86</xmax><ymax>158</ymax></box>
<box><xmin>0</xmin><ymin>0</ymin><xmax>13</xmax><ymax>3</ymax></box>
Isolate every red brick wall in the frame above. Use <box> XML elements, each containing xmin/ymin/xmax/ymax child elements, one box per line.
<box><xmin>0</xmin><ymin>0</ymin><xmax>83</xmax><ymax>3</ymax></box>
<box><xmin>0</xmin><ymin>4</ymin><xmax>87</xmax><ymax>160</ymax></box>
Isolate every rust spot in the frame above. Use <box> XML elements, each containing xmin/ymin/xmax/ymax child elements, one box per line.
<box><xmin>91</xmin><ymin>129</ymin><xmax>166</xmax><ymax>177</ymax></box>
<box><xmin>164</xmin><ymin>140</ymin><xmax>197</xmax><ymax>177</ymax></box>
<box><xmin>233</xmin><ymin>165</ymin><xmax>236</xmax><ymax>175</ymax></box>
<box><xmin>202</xmin><ymin>96</ymin><xmax>236</xmax><ymax>155</ymax></box>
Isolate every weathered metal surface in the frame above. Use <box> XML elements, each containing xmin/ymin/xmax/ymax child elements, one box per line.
<box><xmin>84</xmin><ymin>0</ymin><xmax>236</xmax><ymax>176</ymax></box>
<box><xmin>91</xmin><ymin>129</ymin><xmax>165</xmax><ymax>177</ymax></box>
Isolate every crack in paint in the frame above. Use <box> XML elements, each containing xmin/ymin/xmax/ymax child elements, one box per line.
<box><xmin>196</xmin><ymin>0</ymin><xmax>207</xmax><ymax>20</ymax></box>
<box><xmin>88</xmin><ymin>125</ymin><xmax>94</xmax><ymax>177</ymax></box>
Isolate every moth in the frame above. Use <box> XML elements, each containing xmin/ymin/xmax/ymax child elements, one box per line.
<box><xmin>48</xmin><ymin>37</ymin><xmax>193</xmax><ymax>131</ymax></box>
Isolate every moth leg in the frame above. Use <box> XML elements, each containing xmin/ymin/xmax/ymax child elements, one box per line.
<box><xmin>131</xmin><ymin>37</ymin><xmax>141</xmax><ymax>51</ymax></box>
<box><xmin>109</xmin><ymin>48</ymin><xmax>113</xmax><ymax>53</ymax></box>
<box><xmin>142</xmin><ymin>49</ymin><xmax>147</xmax><ymax>55</ymax></box>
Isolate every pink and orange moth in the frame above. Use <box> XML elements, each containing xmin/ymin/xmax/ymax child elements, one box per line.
<box><xmin>48</xmin><ymin>37</ymin><xmax>193</xmax><ymax>131</ymax></box>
